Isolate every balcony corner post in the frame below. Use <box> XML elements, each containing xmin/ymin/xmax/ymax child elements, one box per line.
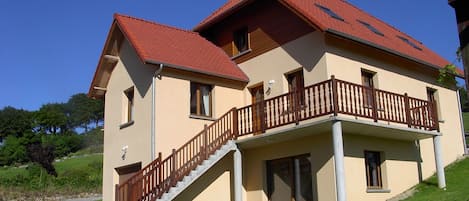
<box><xmin>331</xmin><ymin>75</ymin><xmax>339</xmax><ymax>116</ymax></box>
<box><xmin>371</xmin><ymin>87</ymin><xmax>378</xmax><ymax>122</ymax></box>
<box><xmin>232</xmin><ymin>108</ymin><xmax>239</xmax><ymax>139</ymax></box>
<box><xmin>404</xmin><ymin>93</ymin><xmax>412</xmax><ymax>128</ymax></box>
<box><xmin>432</xmin><ymin>101</ymin><xmax>440</xmax><ymax>132</ymax></box>
<box><xmin>171</xmin><ymin>148</ymin><xmax>177</xmax><ymax>187</ymax></box>
<box><xmin>204</xmin><ymin>124</ymin><xmax>209</xmax><ymax>159</ymax></box>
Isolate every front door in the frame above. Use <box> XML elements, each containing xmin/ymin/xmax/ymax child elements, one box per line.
<box><xmin>250</xmin><ymin>85</ymin><xmax>265</xmax><ymax>134</ymax></box>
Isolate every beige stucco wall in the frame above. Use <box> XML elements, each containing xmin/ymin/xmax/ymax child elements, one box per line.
<box><xmin>174</xmin><ymin>153</ymin><xmax>234</xmax><ymax>201</ymax></box>
<box><xmin>238</xmin><ymin>31</ymin><xmax>328</xmax><ymax>103</ymax></box>
<box><xmin>243</xmin><ymin>133</ymin><xmax>336</xmax><ymax>201</ymax></box>
<box><xmin>154</xmin><ymin>75</ymin><xmax>244</xmax><ymax>157</ymax></box>
<box><xmin>103</xmin><ymin>39</ymin><xmax>155</xmax><ymax>201</ymax></box>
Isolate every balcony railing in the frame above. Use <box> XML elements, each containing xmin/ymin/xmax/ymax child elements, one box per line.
<box><xmin>116</xmin><ymin>76</ymin><xmax>438</xmax><ymax>201</ymax></box>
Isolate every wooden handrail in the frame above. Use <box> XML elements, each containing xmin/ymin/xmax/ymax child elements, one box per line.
<box><xmin>116</xmin><ymin>77</ymin><xmax>438</xmax><ymax>201</ymax></box>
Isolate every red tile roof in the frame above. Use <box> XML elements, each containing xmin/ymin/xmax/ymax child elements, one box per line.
<box><xmin>194</xmin><ymin>0</ymin><xmax>463</xmax><ymax>76</ymax></box>
<box><xmin>115</xmin><ymin>14</ymin><xmax>249</xmax><ymax>82</ymax></box>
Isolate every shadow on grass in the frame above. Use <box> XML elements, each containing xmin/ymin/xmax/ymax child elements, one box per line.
<box><xmin>420</xmin><ymin>180</ymin><xmax>438</xmax><ymax>188</ymax></box>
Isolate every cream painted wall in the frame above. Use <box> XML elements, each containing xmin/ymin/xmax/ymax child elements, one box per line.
<box><xmin>238</xmin><ymin>31</ymin><xmax>328</xmax><ymax>104</ymax></box>
<box><xmin>343</xmin><ymin>134</ymin><xmax>421</xmax><ymax>201</ymax></box>
<box><xmin>103</xmin><ymin>39</ymin><xmax>154</xmax><ymax>201</ymax></box>
<box><xmin>174</xmin><ymin>154</ymin><xmax>234</xmax><ymax>201</ymax></box>
<box><xmin>243</xmin><ymin>133</ymin><xmax>336</xmax><ymax>201</ymax></box>
<box><xmin>154</xmin><ymin>75</ymin><xmax>244</xmax><ymax>157</ymax></box>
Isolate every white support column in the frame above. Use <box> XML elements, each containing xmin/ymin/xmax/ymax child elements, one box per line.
<box><xmin>234</xmin><ymin>147</ymin><xmax>243</xmax><ymax>201</ymax></box>
<box><xmin>332</xmin><ymin>120</ymin><xmax>346</xmax><ymax>201</ymax></box>
<box><xmin>433</xmin><ymin>135</ymin><xmax>446</xmax><ymax>189</ymax></box>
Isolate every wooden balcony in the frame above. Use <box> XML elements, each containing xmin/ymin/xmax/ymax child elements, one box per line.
<box><xmin>237</xmin><ymin>76</ymin><xmax>438</xmax><ymax>136</ymax></box>
<box><xmin>116</xmin><ymin>76</ymin><xmax>438</xmax><ymax>201</ymax></box>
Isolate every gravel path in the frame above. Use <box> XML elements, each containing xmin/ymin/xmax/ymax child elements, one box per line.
<box><xmin>64</xmin><ymin>196</ymin><xmax>102</xmax><ymax>201</ymax></box>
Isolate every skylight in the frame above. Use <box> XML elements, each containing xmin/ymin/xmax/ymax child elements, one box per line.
<box><xmin>397</xmin><ymin>36</ymin><xmax>422</xmax><ymax>51</ymax></box>
<box><xmin>357</xmin><ymin>20</ymin><xmax>384</xmax><ymax>36</ymax></box>
<box><xmin>315</xmin><ymin>4</ymin><xmax>344</xmax><ymax>21</ymax></box>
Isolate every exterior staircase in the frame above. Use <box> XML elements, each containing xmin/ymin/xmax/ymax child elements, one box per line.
<box><xmin>115</xmin><ymin>76</ymin><xmax>439</xmax><ymax>201</ymax></box>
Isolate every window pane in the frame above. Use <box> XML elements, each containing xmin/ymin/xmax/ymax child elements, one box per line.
<box><xmin>200</xmin><ymin>85</ymin><xmax>211</xmax><ymax>116</ymax></box>
<box><xmin>298</xmin><ymin>156</ymin><xmax>313</xmax><ymax>201</ymax></box>
<box><xmin>268</xmin><ymin>159</ymin><xmax>293</xmax><ymax>201</ymax></box>
<box><xmin>190</xmin><ymin>84</ymin><xmax>197</xmax><ymax>114</ymax></box>
<box><xmin>365</xmin><ymin>151</ymin><xmax>382</xmax><ymax>188</ymax></box>
<box><xmin>234</xmin><ymin>27</ymin><xmax>248</xmax><ymax>53</ymax></box>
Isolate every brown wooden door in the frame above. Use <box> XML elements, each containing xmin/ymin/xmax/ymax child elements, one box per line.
<box><xmin>250</xmin><ymin>85</ymin><xmax>265</xmax><ymax>134</ymax></box>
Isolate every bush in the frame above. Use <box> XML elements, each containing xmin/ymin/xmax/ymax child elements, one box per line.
<box><xmin>0</xmin><ymin>136</ymin><xmax>28</xmax><ymax>166</ymax></box>
<box><xmin>42</xmin><ymin>134</ymin><xmax>83</xmax><ymax>158</ymax></box>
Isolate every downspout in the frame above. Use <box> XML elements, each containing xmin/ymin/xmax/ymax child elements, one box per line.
<box><xmin>151</xmin><ymin>63</ymin><xmax>164</xmax><ymax>161</ymax></box>
<box><xmin>456</xmin><ymin>90</ymin><xmax>468</xmax><ymax>155</ymax></box>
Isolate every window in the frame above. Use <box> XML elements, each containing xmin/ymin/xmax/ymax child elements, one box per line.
<box><xmin>267</xmin><ymin>155</ymin><xmax>313</xmax><ymax>201</ymax></box>
<box><xmin>287</xmin><ymin>70</ymin><xmax>305</xmax><ymax>110</ymax></box>
<box><xmin>397</xmin><ymin>36</ymin><xmax>422</xmax><ymax>51</ymax></box>
<box><xmin>357</xmin><ymin>20</ymin><xmax>384</xmax><ymax>36</ymax></box>
<box><xmin>315</xmin><ymin>4</ymin><xmax>344</xmax><ymax>21</ymax></box>
<box><xmin>190</xmin><ymin>82</ymin><xmax>212</xmax><ymax>117</ymax></box>
<box><xmin>361</xmin><ymin>71</ymin><xmax>375</xmax><ymax>107</ymax></box>
<box><xmin>233</xmin><ymin>27</ymin><xmax>249</xmax><ymax>54</ymax></box>
<box><xmin>124</xmin><ymin>87</ymin><xmax>134</xmax><ymax>123</ymax></box>
<box><xmin>364</xmin><ymin>151</ymin><xmax>383</xmax><ymax>189</ymax></box>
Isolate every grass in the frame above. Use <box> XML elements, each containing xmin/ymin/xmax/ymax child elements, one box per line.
<box><xmin>0</xmin><ymin>154</ymin><xmax>102</xmax><ymax>200</ymax></box>
<box><xmin>402</xmin><ymin>157</ymin><xmax>469</xmax><ymax>201</ymax></box>
<box><xmin>463</xmin><ymin>112</ymin><xmax>469</xmax><ymax>132</ymax></box>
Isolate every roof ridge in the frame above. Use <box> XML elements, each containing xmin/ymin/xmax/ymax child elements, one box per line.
<box><xmin>114</xmin><ymin>13</ymin><xmax>199</xmax><ymax>36</ymax></box>
<box><xmin>195</xmin><ymin>0</ymin><xmax>237</xmax><ymax>28</ymax></box>
<box><xmin>341</xmin><ymin>0</ymin><xmax>423</xmax><ymax>45</ymax></box>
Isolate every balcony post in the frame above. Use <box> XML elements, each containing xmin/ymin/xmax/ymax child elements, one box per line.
<box><xmin>171</xmin><ymin>149</ymin><xmax>177</xmax><ymax>187</ymax></box>
<box><xmin>204</xmin><ymin>124</ymin><xmax>208</xmax><ymax>159</ymax></box>
<box><xmin>232</xmin><ymin>108</ymin><xmax>239</xmax><ymax>139</ymax></box>
<box><xmin>371</xmin><ymin>87</ymin><xmax>378</xmax><ymax>122</ymax></box>
<box><xmin>433</xmin><ymin>135</ymin><xmax>446</xmax><ymax>189</ymax></box>
<box><xmin>233</xmin><ymin>146</ymin><xmax>243</xmax><ymax>201</ymax></box>
<box><xmin>332</xmin><ymin>120</ymin><xmax>346</xmax><ymax>201</ymax></box>
<box><xmin>115</xmin><ymin>184</ymin><xmax>119</xmax><ymax>201</ymax></box>
<box><xmin>404</xmin><ymin>93</ymin><xmax>412</xmax><ymax>128</ymax></box>
<box><xmin>331</xmin><ymin>75</ymin><xmax>339</xmax><ymax>116</ymax></box>
<box><xmin>261</xmin><ymin>99</ymin><xmax>267</xmax><ymax>132</ymax></box>
<box><xmin>294</xmin><ymin>90</ymin><xmax>300</xmax><ymax>125</ymax></box>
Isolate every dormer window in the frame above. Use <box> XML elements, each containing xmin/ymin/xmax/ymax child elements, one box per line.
<box><xmin>233</xmin><ymin>27</ymin><xmax>249</xmax><ymax>55</ymax></box>
<box><xmin>357</xmin><ymin>20</ymin><xmax>384</xmax><ymax>36</ymax></box>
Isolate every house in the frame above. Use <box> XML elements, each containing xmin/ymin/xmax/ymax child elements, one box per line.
<box><xmin>89</xmin><ymin>0</ymin><xmax>466</xmax><ymax>201</ymax></box>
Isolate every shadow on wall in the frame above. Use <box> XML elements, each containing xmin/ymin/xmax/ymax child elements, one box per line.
<box><xmin>120</xmin><ymin>40</ymin><xmax>155</xmax><ymax>99</ymax></box>
<box><xmin>173</xmin><ymin>154</ymin><xmax>235</xmax><ymax>201</ymax></box>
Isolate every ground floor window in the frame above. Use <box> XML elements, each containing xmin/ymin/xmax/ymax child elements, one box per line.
<box><xmin>364</xmin><ymin>151</ymin><xmax>383</xmax><ymax>189</ymax></box>
<box><xmin>267</xmin><ymin>154</ymin><xmax>313</xmax><ymax>201</ymax></box>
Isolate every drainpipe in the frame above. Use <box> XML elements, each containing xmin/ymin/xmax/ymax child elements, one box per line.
<box><xmin>456</xmin><ymin>90</ymin><xmax>468</xmax><ymax>154</ymax></box>
<box><xmin>151</xmin><ymin>64</ymin><xmax>164</xmax><ymax>161</ymax></box>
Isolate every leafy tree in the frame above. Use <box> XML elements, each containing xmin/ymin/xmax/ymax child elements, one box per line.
<box><xmin>437</xmin><ymin>64</ymin><xmax>457</xmax><ymax>88</ymax></box>
<box><xmin>27</xmin><ymin>142</ymin><xmax>57</xmax><ymax>177</ymax></box>
<box><xmin>0</xmin><ymin>106</ymin><xmax>34</xmax><ymax>139</ymax></box>
<box><xmin>67</xmin><ymin>93</ymin><xmax>104</xmax><ymax>132</ymax></box>
<box><xmin>0</xmin><ymin>136</ymin><xmax>28</xmax><ymax>165</ymax></box>
<box><xmin>35</xmin><ymin>103</ymin><xmax>68</xmax><ymax>134</ymax></box>
<box><xmin>459</xmin><ymin>86</ymin><xmax>469</xmax><ymax>112</ymax></box>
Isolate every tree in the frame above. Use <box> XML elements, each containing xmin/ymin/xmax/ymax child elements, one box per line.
<box><xmin>67</xmin><ymin>93</ymin><xmax>104</xmax><ymax>132</ymax></box>
<box><xmin>459</xmin><ymin>86</ymin><xmax>469</xmax><ymax>112</ymax></box>
<box><xmin>27</xmin><ymin>142</ymin><xmax>57</xmax><ymax>177</ymax></box>
<box><xmin>35</xmin><ymin>103</ymin><xmax>68</xmax><ymax>134</ymax></box>
<box><xmin>0</xmin><ymin>106</ymin><xmax>34</xmax><ymax>140</ymax></box>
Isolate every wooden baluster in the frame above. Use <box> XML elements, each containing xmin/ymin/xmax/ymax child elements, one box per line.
<box><xmin>371</xmin><ymin>87</ymin><xmax>378</xmax><ymax>122</ymax></box>
<box><xmin>331</xmin><ymin>76</ymin><xmax>339</xmax><ymax>116</ymax></box>
<box><xmin>233</xmin><ymin>108</ymin><xmax>239</xmax><ymax>139</ymax></box>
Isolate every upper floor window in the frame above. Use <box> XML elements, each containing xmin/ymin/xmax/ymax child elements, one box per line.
<box><xmin>315</xmin><ymin>4</ymin><xmax>344</xmax><ymax>21</ymax></box>
<box><xmin>357</xmin><ymin>20</ymin><xmax>384</xmax><ymax>36</ymax></box>
<box><xmin>364</xmin><ymin>151</ymin><xmax>383</xmax><ymax>189</ymax></box>
<box><xmin>233</xmin><ymin>27</ymin><xmax>249</xmax><ymax>54</ymax></box>
<box><xmin>361</xmin><ymin>70</ymin><xmax>375</xmax><ymax>107</ymax></box>
<box><xmin>397</xmin><ymin>35</ymin><xmax>422</xmax><ymax>51</ymax></box>
<box><xmin>190</xmin><ymin>82</ymin><xmax>212</xmax><ymax>117</ymax></box>
<box><xmin>287</xmin><ymin>70</ymin><xmax>305</xmax><ymax>108</ymax></box>
<box><xmin>123</xmin><ymin>87</ymin><xmax>134</xmax><ymax>123</ymax></box>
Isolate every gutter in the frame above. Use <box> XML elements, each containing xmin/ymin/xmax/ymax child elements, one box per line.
<box><xmin>145</xmin><ymin>59</ymin><xmax>249</xmax><ymax>83</ymax></box>
<box><xmin>151</xmin><ymin>63</ymin><xmax>164</xmax><ymax>160</ymax></box>
<box><xmin>325</xmin><ymin>29</ymin><xmax>464</xmax><ymax>79</ymax></box>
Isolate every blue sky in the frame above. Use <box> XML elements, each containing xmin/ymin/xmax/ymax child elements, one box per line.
<box><xmin>0</xmin><ymin>0</ymin><xmax>462</xmax><ymax>111</ymax></box>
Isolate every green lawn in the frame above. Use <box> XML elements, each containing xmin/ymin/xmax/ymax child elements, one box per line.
<box><xmin>463</xmin><ymin>113</ymin><xmax>469</xmax><ymax>132</ymax></box>
<box><xmin>403</xmin><ymin>157</ymin><xmax>469</xmax><ymax>201</ymax></box>
<box><xmin>0</xmin><ymin>154</ymin><xmax>102</xmax><ymax>199</ymax></box>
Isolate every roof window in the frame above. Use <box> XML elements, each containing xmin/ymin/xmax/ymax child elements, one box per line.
<box><xmin>315</xmin><ymin>4</ymin><xmax>344</xmax><ymax>21</ymax></box>
<box><xmin>357</xmin><ymin>20</ymin><xmax>384</xmax><ymax>36</ymax></box>
<box><xmin>397</xmin><ymin>36</ymin><xmax>422</xmax><ymax>51</ymax></box>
